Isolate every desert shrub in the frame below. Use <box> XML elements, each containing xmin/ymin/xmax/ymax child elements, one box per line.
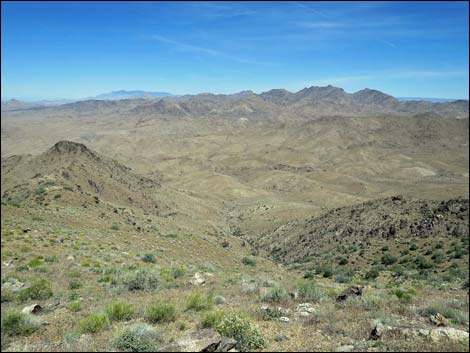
<box><xmin>262</xmin><ymin>285</ymin><xmax>288</xmax><ymax>303</ymax></box>
<box><xmin>320</xmin><ymin>265</ymin><xmax>334</xmax><ymax>278</ymax></box>
<box><xmin>1</xmin><ymin>311</ymin><xmax>40</xmax><ymax>336</ymax></box>
<box><xmin>27</xmin><ymin>257</ymin><xmax>44</xmax><ymax>268</ymax></box>
<box><xmin>431</xmin><ymin>252</ymin><xmax>446</xmax><ymax>264</ymax></box>
<box><xmin>392</xmin><ymin>288</ymin><xmax>413</xmax><ymax>304</ymax></box>
<box><xmin>68</xmin><ymin>280</ymin><xmax>81</xmax><ymax>290</ymax></box>
<box><xmin>338</xmin><ymin>257</ymin><xmax>348</xmax><ymax>266</ymax></box>
<box><xmin>141</xmin><ymin>253</ymin><xmax>156</xmax><ymax>263</ymax></box>
<box><xmin>216</xmin><ymin>314</ymin><xmax>266</xmax><ymax>352</ymax></box>
<box><xmin>111</xmin><ymin>223</ymin><xmax>120</xmax><ymax>231</ymax></box>
<box><xmin>78</xmin><ymin>313</ymin><xmax>108</xmax><ymax>334</ymax></box>
<box><xmin>114</xmin><ymin>324</ymin><xmax>162</xmax><ymax>352</ymax></box>
<box><xmin>1</xmin><ymin>289</ymin><xmax>15</xmax><ymax>303</ymax></box>
<box><xmin>54</xmin><ymin>194</ymin><xmax>61</xmax><ymax>199</ymax></box>
<box><xmin>200</xmin><ymin>311</ymin><xmax>225</xmax><ymax>328</ymax></box>
<box><xmin>185</xmin><ymin>292</ymin><xmax>214</xmax><ymax>311</ymax></box>
<box><xmin>112</xmin><ymin>268</ymin><xmax>160</xmax><ymax>291</ymax></box>
<box><xmin>17</xmin><ymin>279</ymin><xmax>53</xmax><ymax>302</ymax></box>
<box><xmin>418</xmin><ymin>306</ymin><xmax>467</xmax><ymax>325</ymax></box>
<box><xmin>242</xmin><ymin>257</ymin><xmax>256</xmax><ymax>266</ymax></box>
<box><xmin>67</xmin><ymin>301</ymin><xmax>82</xmax><ymax>312</ymax></box>
<box><xmin>44</xmin><ymin>255</ymin><xmax>57</xmax><ymax>263</ymax></box>
<box><xmin>390</xmin><ymin>264</ymin><xmax>406</xmax><ymax>277</ymax></box>
<box><xmin>409</xmin><ymin>243</ymin><xmax>418</xmax><ymax>251</ymax></box>
<box><xmin>259</xmin><ymin>306</ymin><xmax>284</xmax><ymax>321</ymax></box>
<box><xmin>297</xmin><ymin>279</ymin><xmax>323</xmax><ymax>302</ymax></box>
<box><xmin>106</xmin><ymin>301</ymin><xmax>134</xmax><ymax>321</ymax></box>
<box><xmin>414</xmin><ymin>255</ymin><xmax>434</xmax><ymax>269</ymax></box>
<box><xmin>303</xmin><ymin>271</ymin><xmax>315</xmax><ymax>279</ymax></box>
<box><xmin>145</xmin><ymin>302</ymin><xmax>177</xmax><ymax>323</ymax></box>
<box><xmin>381</xmin><ymin>253</ymin><xmax>397</xmax><ymax>266</ymax></box>
<box><xmin>364</xmin><ymin>266</ymin><xmax>382</xmax><ymax>280</ymax></box>
<box><xmin>381</xmin><ymin>245</ymin><xmax>389</xmax><ymax>252</ymax></box>
<box><xmin>214</xmin><ymin>295</ymin><xmax>226</xmax><ymax>305</ymax></box>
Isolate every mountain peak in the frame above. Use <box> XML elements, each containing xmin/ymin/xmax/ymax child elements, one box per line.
<box><xmin>46</xmin><ymin>140</ymin><xmax>97</xmax><ymax>158</ymax></box>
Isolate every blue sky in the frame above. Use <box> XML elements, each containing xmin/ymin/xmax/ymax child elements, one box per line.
<box><xmin>1</xmin><ymin>1</ymin><xmax>469</xmax><ymax>100</ymax></box>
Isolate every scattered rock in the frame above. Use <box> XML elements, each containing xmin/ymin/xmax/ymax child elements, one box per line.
<box><xmin>2</xmin><ymin>279</ymin><xmax>25</xmax><ymax>291</ymax></box>
<box><xmin>274</xmin><ymin>334</ymin><xmax>289</xmax><ymax>342</ymax></box>
<box><xmin>21</xmin><ymin>304</ymin><xmax>42</xmax><ymax>315</ymax></box>
<box><xmin>429</xmin><ymin>327</ymin><xmax>469</xmax><ymax>342</ymax></box>
<box><xmin>335</xmin><ymin>345</ymin><xmax>355</xmax><ymax>352</ymax></box>
<box><xmin>67</xmin><ymin>255</ymin><xmax>75</xmax><ymax>261</ymax></box>
<box><xmin>159</xmin><ymin>329</ymin><xmax>236</xmax><ymax>352</ymax></box>
<box><xmin>190</xmin><ymin>272</ymin><xmax>206</xmax><ymax>286</ymax></box>
<box><xmin>336</xmin><ymin>285</ymin><xmax>364</xmax><ymax>302</ymax></box>
<box><xmin>279</xmin><ymin>317</ymin><xmax>290</xmax><ymax>323</ymax></box>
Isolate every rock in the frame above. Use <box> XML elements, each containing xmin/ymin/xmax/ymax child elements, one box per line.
<box><xmin>274</xmin><ymin>334</ymin><xmax>289</xmax><ymax>342</ymax></box>
<box><xmin>21</xmin><ymin>304</ymin><xmax>42</xmax><ymax>315</ymax></box>
<box><xmin>429</xmin><ymin>327</ymin><xmax>469</xmax><ymax>342</ymax></box>
<box><xmin>2</xmin><ymin>279</ymin><xmax>25</xmax><ymax>291</ymax></box>
<box><xmin>190</xmin><ymin>272</ymin><xmax>206</xmax><ymax>286</ymax></box>
<box><xmin>279</xmin><ymin>317</ymin><xmax>290</xmax><ymax>323</ymax></box>
<box><xmin>67</xmin><ymin>255</ymin><xmax>75</xmax><ymax>261</ymax></box>
<box><xmin>221</xmin><ymin>240</ymin><xmax>230</xmax><ymax>248</ymax></box>
<box><xmin>336</xmin><ymin>285</ymin><xmax>364</xmax><ymax>302</ymax></box>
<box><xmin>289</xmin><ymin>291</ymin><xmax>299</xmax><ymax>300</ymax></box>
<box><xmin>22</xmin><ymin>228</ymin><xmax>31</xmax><ymax>233</ymax></box>
<box><xmin>299</xmin><ymin>311</ymin><xmax>311</xmax><ymax>317</ymax></box>
<box><xmin>369</xmin><ymin>322</ymin><xmax>386</xmax><ymax>340</ymax></box>
<box><xmin>296</xmin><ymin>303</ymin><xmax>315</xmax><ymax>313</ymax></box>
<box><xmin>2</xmin><ymin>260</ymin><xmax>13</xmax><ymax>267</ymax></box>
<box><xmin>335</xmin><ymin>345</ymin><xmax>355</xmax><ymax>352</ymax></box>
<box><xmin>430</xmin><ymin>313</ymin><xmax>449</xmax><ymax>327</ymax></box>
<box><xmin>160</xmin><ymin>329</ymin><xmax>236</xmax><ymax>352</ymax></box>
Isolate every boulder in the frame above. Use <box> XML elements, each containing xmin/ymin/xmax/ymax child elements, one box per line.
<box><xmin>21</xmin><ymin>304</ymin><xmax>42</xmax><ymax>315</ymax></box>
<box><xmin>335</xmin><ymin>345</ymin><xmax>355</xmax><ymax>352</ymax></box>
<box><xmin>430</xmin><ymin>313</ymin><xmax>449</xmax><ymax>327</ymax></box>
<box><xmin>190</xmin><ymin>272</ymin><xmax>206</xmax><ymax>286</ymax></box>
<box><xmin>429</xmin><ymin>327</ymin><xmax>469</xmax><ymax>342</ymax></box>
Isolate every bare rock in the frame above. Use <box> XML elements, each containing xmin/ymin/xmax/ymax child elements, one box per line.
<box><xmin>190</xmin><ymin>272</ymin><xmax>206</xmax><ymax>286</ymax></box>
<box><xmin>336</xmin><ymin>285</ymin><xmax>364</xmax><ymax>302</ymax></box>
<box><xmin>429</xmin><ymin>327</ymin><xmax>469</xmax><ymax>342</ymax></box>
<box><xmin>430</xmin><ymin>313</ymin><xmax>449</xmax><ymax>327</ymax></box>
<box><xmin>21</xmin><ymin>304</ymin><xmax>42</xmax><ymax>315</ymax></box>
<box><xmin>160</xmin><ymin>329</ymin><xmax>236</xmax><ymax>352</ymax></box>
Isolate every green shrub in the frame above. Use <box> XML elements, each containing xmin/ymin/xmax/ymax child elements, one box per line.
<box><xmin>185</xmin><ymin>292</ymin><xmax>214</xmax><ymax>311</ymax></box>
<box><xmin>410</xmin><ymin>244</ymin><xmax>418</xmax><ymax>251</ymax></box>
<box><xmin>78</xmin><ymin>313</ymin><xmax>108</xmax><ymax>334</ymax></box>
<box><xmin>200</xmin><ymin>311</ymin><xmax>225</xmax><ymax>328</ymax></box>
<box><xmin>113</xmin><ymin>268</ymin><xmax>160</xmax><ymax>291</ymax></box>
<box><xmin>17</xmin><ymin>279</ymin><xmax>53</xmax><ymax>302</ymax></box>
<box><xmin>338</xmin><ymin>258</ymin><xmax>348</xmax><ymax>266</ymax></box>
<box><xmin>27</xmin><ymin>257</ymin><xmax>44</xmax><ymax>268</ymax></box>
<box><xmin>141</xmin><ymin>254</ymin><xmax>156</xmax><ymax>264</ymax></box>
<box><xmin>114</xmin><ymin>324</ymin><xmax>162</xmax><ymax>352</ymax></box>
<box><xmin>45</xmin><ymin>255</ymin><xmax>57</xmax><ymax>263</ymax></box>
<box><xmin>1</xmin><ymin>311</ymin><xmax>40</xmax><ymax>336</ymax></box>
<box><xmin>111</xmin><ymin>223</ymin><xmax>120</xmax><ymax>231</ymax></box>
<box><xmin>242</xmin><ymin>257</ymin><xmax>256</xmax><ymax>266</ymax></box>
<box><xmin>262</xmin><ymin>285</ymin><xmax>288</xmax><ymax>303</ymax></box>
<box><xmin>418</xmin><ymin>306</ymin><xmax>467</xmax><ymax>325</ymax></box>
<box><xmin>297</xmin><ymin>279</ymin><xmax>323</xmax><ymax>302</ymax></box>
<box><xmin>364</xmin><ymin>266</ymin><xmax>381</xmax><ymax>280</ymax></box>
<box><xmin>214</xmin><ymin>295</ymin><xmax>226</xmax><ymax>305</ymax></box>
<box><xmin>216</xmin><ymin>314</ymin><xmax>266</xmax><ymax>352</ymax></box>
<box><xmin>68</xmin><ymin>280</ymin><xmax>81</xmax><ymax>290</ymax></box>
<box><xmin>392</xmin><ymin>288</ymin><xmax>413</xmax><ymax>304</ymax></box>
<box><xmin>320</xmin><ymin>265</ymin><xmax>334</xmax><ymax>278</ymax></box>
<box><xmin>106</xmin><ymin>301</ymin><xmax>134</xmax><ymax>321</ymax></box>
<box><xmin>303</xmin><ymin>271</ymin><xmax>315</xmax><ymax>279</ymax></box>
<box><xmin>145</xmin><ymin>302</ymin><xmax>177</xmax><ymax>323</ymax></box>
<box><xmin>414</xmin><ymin>255</ymin><xmax>433</xmax><ymax>269</ymax></box>
<box><xmin>67</xmin><ymin>301</ymin><xmax>82</xmax><ymax>312</ymax></box>
<box><xmin>381</xmin><ymin>253</ymin><xmax>397</xmax><ymax>266</ymax></box>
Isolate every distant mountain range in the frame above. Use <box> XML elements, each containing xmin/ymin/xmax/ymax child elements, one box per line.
<box><xmin>397</xmin><ymin>97</ymin><xmax>460</xmax><ymax>103</ymax></box>
<box><xmin>2</xmin><ymin>86</ymin><xmax>468</xmax><ymax>119</ymax></box>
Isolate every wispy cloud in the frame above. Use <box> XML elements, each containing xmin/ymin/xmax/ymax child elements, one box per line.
<box><xmin>293</xmin><ymin>2</ymin><xmax>330</xmax><ymax>19</ymax></box>
<box><xmin>150</xmin><ymin>34</ymin><xmax>261</xmax><ymax>64</ymax></box>
<box><xmin>376</xmin><ymin>38</ymin><xmax>396</xmax><ymax>47</ymax></box>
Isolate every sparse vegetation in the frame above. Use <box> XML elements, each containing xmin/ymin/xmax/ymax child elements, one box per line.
<box><xmin>145</xmin><ymin>301</ymin><xmax>177</xmax><ymax>323</ymax></box>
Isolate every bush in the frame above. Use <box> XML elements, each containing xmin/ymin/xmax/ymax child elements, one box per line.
<box><xmin>68</xmin><ymin>280</ymin><xmax>81</xmax><ymax>290</ymax></box>
<box><xmin>111</xmin><ymin>223</ymin><xmax>120</xmax><ymax>231</ymax></box>
<box><xmin>242</xmin><ymin>257</ymin><xmax>256</xmax><ymax>266</ymax></box>
<box><xmin>297</xmin><ymin>279</ymin><xmax>323</xmax><ymax>302</ymax></box>
<box><xmin>200</xmin><ymin>311</ymin><xmax>225</xmax><ymax>328</ymax></box>
<box><xmin>364</xmin><ymin>266</ymin><xmax>381</xmax><ymax>280</ymax></box>
<box><xmin>214</xmin><ymin>295</ymin><xmax>226</xmax><ymax>305</ymax></box>
<box><xmin>409</xmin><ymin>244</ymin><xmax>418</xmax><ymax>251</ymax></box>
<box><xmin>78</xmin><ymin>313</ymin><xmax>108</xmax><ymax>334</ymax></box>
<box><xmin>381</xmin><ymin>253</ymin><xmax>397</xmax><ymax>266</ymax></box>
<box><xmin>106</xmin><ymin>301</ymin><xmax>134</xmax><ymax>321</ymax></box>
<box><xmin>185</xmin><ymin>292</ymin><xmax>214</xmax><ymax>312</ymax></box>
<box><xmin>216</xmin><ymin>314</ymin><xmax>266</xmax><ymax>352</ymax></box>
<box><xmin>393</xmin><ymin>288</ymin><xmax>413</xmax><ymax>304</ymax></box>
<box><xmin>414</xmin><ymin>255</ymin><xmax>433</xmax><ymax>269</ymax></box>
<box><xmin>17</xmin><ymin>279</ymin><xmax>53</xmax><ymax>302</ymax></box>
<box><xmin>145</xmin><ymin>302</ymin><xmax>177</xmax><ymax>323</ymax></box>
<box><xmin>114</xmin><ymin>324</ymin><xmax>162</xmax><ymax>352</ymax></box>
<box><xmin>113</xmin><ymin>268</ymin><xmax>160</xmax><ymax>291</ymax></box>
<box><xmin>320</xmin><ymin>265</ymin><xmax>334</xmax><ymax>278</ymax></box>
<box><xmin>1</xmin><ymin>311</ymin><xmax>40</xmax><ymax>336</ymax></box>
<box><xmin>141</xmin><ymin>254</ymin><xmax>156</xmax><ymax>264</ymax></box>
<box><xmin>338</xmin><ymin>258</ymin><xmax>348</xmax><ymax>266</ymax></box>
<box><xmin>67</xmin><ymin>300</ymin><xmax>82</xmax><ymax>312</ymax></box>
<box><xmin>262</xmin><ymin>285</ymin><xmax>288</xmax><ymax>303</ymax></box>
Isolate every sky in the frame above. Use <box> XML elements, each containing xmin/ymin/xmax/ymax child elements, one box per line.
<box><xmin>1</xmin><ymin>1</ymin><xmax>469</xmax><ymax>100</ymax></box>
